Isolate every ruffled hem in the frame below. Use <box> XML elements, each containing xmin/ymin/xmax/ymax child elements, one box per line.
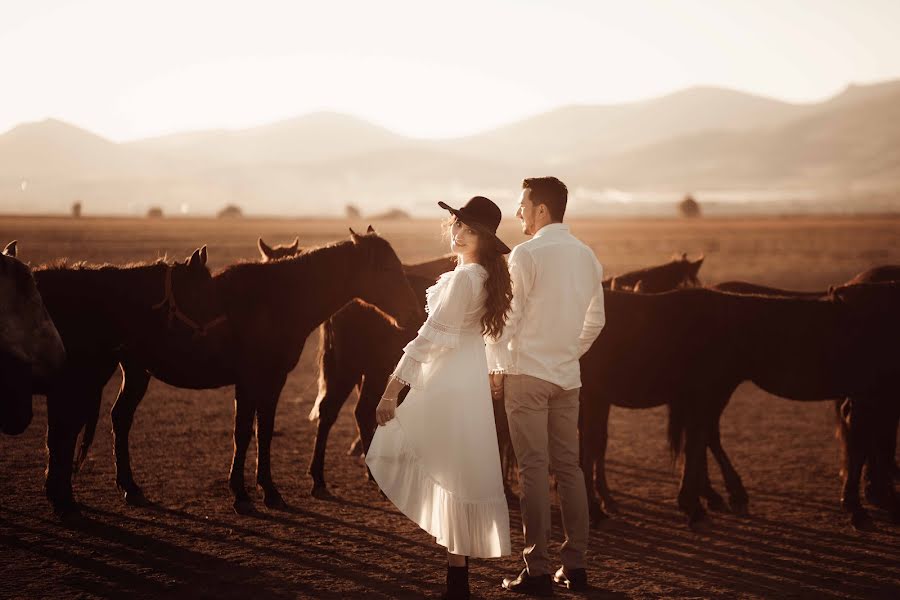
<box><xmin>367</xmin><ymin>421</ymin><xmax>512</xmax><ymax>558</ymax></box>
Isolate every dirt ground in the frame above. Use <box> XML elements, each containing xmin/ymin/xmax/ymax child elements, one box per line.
<box><xmin>1</xmin><ymin>215</ymin><xmax>899</xmax><ymax>599</ymax></box>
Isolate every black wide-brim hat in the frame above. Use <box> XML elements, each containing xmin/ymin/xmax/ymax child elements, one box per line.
<box><xmin>438</xmin><ymin>196</ymin><xmax>511</xmax><ymax>254</ymax></box>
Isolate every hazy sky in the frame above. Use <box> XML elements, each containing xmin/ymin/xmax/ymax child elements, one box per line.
<box><xmin>2</xmin><ymin>0</ymin><xmax>899</xmax><ymax>141</ymax></box>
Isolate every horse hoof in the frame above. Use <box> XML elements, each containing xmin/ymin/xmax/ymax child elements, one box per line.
<box><xmin>729</xmin><ymin>498</ymin><xmax>750</xmax><ymax>516</ymax></box>
<box><xmin>264</xmin><ymin>493</ymin><xmax>288</xmax><ymax>510</ymax></box>
<box><xmin>850</xmin><ymin>510</ymin><xmax>874</xmax><ymax>531</ymax></box>
<box><xmin>601</xmin><ymin>497</ymin><xmax>620</xmax><ymax>515</ymax></box>
<box><xmin>310</xmin><ymin>483</ymin><xmax>333</xmax><ymax>499</ymax></box>
<box><xmin>687</xmin><ymin>507</ymin><xmax>708</xmax><ymax>528</ymax></box>
<box><xmin>124</xmin><ymin>489</ymin><xmax>150</xmax><ymax>507</ymax></box>
<box><xmin>589</xmin><ymin>503</ymin><xmax>611</xmax><ymax>528</ymax></box>
<box><xmin>705</xmin><ymin>494</ymin><xmax>728</xmax><ymax>513</ymax></box>
<box><xmin>54</xmin><ymin>502</ymin><xmax>82</xmax><ymax>522</ymax></box>
<box><xmin>233</xmin><ymin>499</ymin><xmax>255</xmax><ymax>515</ymax></box>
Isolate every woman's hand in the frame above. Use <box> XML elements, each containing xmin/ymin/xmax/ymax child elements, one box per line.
<box><xmin>376</xmin><ymin>396</ymin><xmax>398</xmax><ymax>426</ymax></box>
<box><xmin>490</xmin><ymin>373</ymin><xmax>505</xmax><ymax>400</ymax></box>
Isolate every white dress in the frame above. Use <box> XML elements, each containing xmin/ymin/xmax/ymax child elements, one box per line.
<box><xmin>366</xmin><ymin>263</ymin><xmax>512</xmax><ymax>558</ymax></box>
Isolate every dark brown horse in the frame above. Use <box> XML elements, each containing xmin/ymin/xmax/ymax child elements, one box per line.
<box><xmin>105</xmin><ymin>229</ymin><xmax>422</xmax><ymax>514</ymax></box>
<box><xmin>1</xmin><ymin>241</ymin><xmax>66</xmax><ymax>435</ymax></box>
<box><xmin>32</xmin><ymin>247</ymin><xmax>228</xmax><ymax>516</ymax></box>
<box><xmin>712</xmin><ymin>266</ymin><xmax>900</xmax><ymax>520</ymax></box>
<box><xmin>306</xmin><ymin>254</ymin><xmax>457</xmax><ymax>496</ymax></box>
<box><xmin>609</xmin><ymin>254</ymin><xmax>704</xmax><ymax>292</ymax></box>
<box><xmin>569</xmin><ymin>258</ymin><xmax>705</xmax><ymax>521</ymax></box>
<box><xmin>655</xmin><ymin>283</ymin><xmax>900</xmax><ymax>527</ymax></box>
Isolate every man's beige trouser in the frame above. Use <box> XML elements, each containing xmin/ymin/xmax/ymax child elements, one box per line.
<box><xmin>504</xmin><ymin>373</ymin><xmax>589</xmax><ymax>576</ymax></box>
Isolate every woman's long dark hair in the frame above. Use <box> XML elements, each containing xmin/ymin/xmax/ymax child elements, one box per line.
<box><xmin>443</xmin><ymin>216</ymin><xmax>512</xmax><ymax>339</ymax></box>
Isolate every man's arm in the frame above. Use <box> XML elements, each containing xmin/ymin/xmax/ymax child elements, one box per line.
<box><xmin>485</xmin><ymin>245</ymin><xmax>535</xmax><ymax>374</ymax></box>
<box><xmin>577</xmin><ymin>258</ymin><xmax>605</xmax><ymax>357</ymax></box>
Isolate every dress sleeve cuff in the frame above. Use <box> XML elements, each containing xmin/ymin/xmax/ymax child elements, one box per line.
<box><xmin>485</xmin><ymin>341</ymin><xmax>512</xmax><ymax>374</ymax></box>
<box><xmin>392</xmin><ymin>353</ymin><xmax>424</xmax><ymax>390</ymax></box>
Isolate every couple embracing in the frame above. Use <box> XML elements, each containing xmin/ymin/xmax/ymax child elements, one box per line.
<box><xmin>366</xmin><ymin>176</ymin><xmax>606</xmax><ymax>598</ymax></box>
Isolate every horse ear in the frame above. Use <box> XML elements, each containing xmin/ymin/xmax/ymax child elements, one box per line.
<box><xmin>200</xmin><ymin>245</ymin><xmax>208</xmax><ymax>266</ymax></box>
<box><xmin>290</xmin><ymin>237</ymin><xmax>299</xmax><ymax>250</ymax></box>
<box><xmin>258</xmin><ymin>237</ymin><xmax>274</xmax><ymax>259</ymax></box>
<box><xmin>187</xmin><ymin>247</ymin><xmax>203</xmax><ymax>268</ymax></box>
<box><xmin>349</xmin><ymin>228</ymin><xmax>362</xmax><ymax>245</ymax></box>
<box><xmin>366</xmin><ymin>225</ymin><xmax>376</xmax><ymax>234</ymax></box>
<box><xmin>3</xmin><ymin>240</ymin><xmax>17</xmax><ymax>258</ymax></box>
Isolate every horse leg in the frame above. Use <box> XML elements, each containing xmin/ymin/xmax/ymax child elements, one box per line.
<box><xmin>591</xmin><ymin>400</ymin><xmax>618</xmax><ymax>514</ymax></box>
<box><xmin>45</xmin><ymin>390</ymin><xmax>84</xmax><ymax>517</ymax></box>
<box><xmin>111</xmin><ymin>360</ymin><xmax>151</xmax><ymax>506</ymax></box>
<box><xmin>863</xmin><ymin>399</ymin><xmax>900</xmax><ymax>522</ymax></box>
<box><xmin>229</xmin><ymin>383</ymin><xmax>257</xmax><ymax>514</ymax></box>
<box><xmin>45</xmin><ymin>379</ymin><xmax>105</xmax><ymax>518</ymax></box>
<box><xmin>255</xmin><ymin>373</ymin><xmax>289</xmax><ymax>509</ymax></box>
<box><xmin>308</xmin><ymin>371</ymin><xmax>359</xmax><ymax>497</ymax></box>
<box><xmin>707</xmin><ymin>421</ymin><xmax>748</xmax><ymax>514</ymax></box>
<box><xmin>676</xmin><ymin>418</ymin><xmax>710</xmax><ymax>526</ymax></box>
<box><xmin>697</xmin><ymin>449</ymin><xmax>728</xmax><ymax>513</ymax></box>
<box><xmin>840</xmin><ymin>396</ymin><xmax>872</xmax><ymax>529</ymax></box>
<box><xmin>356</xmin><ymin>371</ymin><xmax>389</xmax><ymax>482</ymax></box>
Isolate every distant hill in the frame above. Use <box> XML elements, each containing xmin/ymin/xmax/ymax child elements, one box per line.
<box><xmin>127</xmin><ymin>111</ymin><xmax>414</xmax><ymax>168</ymax></box>
<box><xmin>0</xmin><ymin>119</ymin><xmax>163</xmax><ymax>180</ymax></box>
<box><xmin>565</xmin><ymin>82</ymin><xmax>900</xmax><ymax>189</ymax></box>
<box><xmin>440</xmin><ymin>86</ymin><xmax>806</xmax><ymax>167</ymax></box>
<box><xmin>1</xmin><ymin>80</ymin><xmax>899</xmax><ymax>216</ymax></box>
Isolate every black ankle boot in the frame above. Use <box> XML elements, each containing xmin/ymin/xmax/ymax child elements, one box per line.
<box><xmin>442</xmin><ymin>560</ymin><xmax>470</xmax><ymax>600</ymax></box>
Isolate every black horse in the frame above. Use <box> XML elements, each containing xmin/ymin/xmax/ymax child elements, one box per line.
<box><xmin>0</xmin><ymin>241</ymin><xmax>66</xmax><ymax>435</ymax></box>
<box><xmin>103</xmin><ymin>229</ymin><xmax>422</xmax><ymax>514</ymax></box>
<box><xmin>31</xmin><ymin>247</ymin><xmax>229</xmax><ymax>516</ymax></box>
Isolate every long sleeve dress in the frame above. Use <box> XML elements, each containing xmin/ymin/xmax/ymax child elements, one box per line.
<box><xmin>365</xmin><ymin>263</ymin><xmax>512</xmax><ymax>558</ymax></box>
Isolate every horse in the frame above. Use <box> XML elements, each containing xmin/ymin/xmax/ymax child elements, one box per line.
<box><xmin>31</xmin><ymin>247</ymin><xmax>229</xmax><ymax>516</ymax></box>
<box><xmin>609</xmin><ymin>254</ymin><xmax>704</xmax><ymax>292</ymax></box>
<box><xmin>712</xmin><ymin>266</ymin><xmax>900</xmax><ymax>521</ymax></box>
<box><xmin>307</xmin><ymin>254</ymin><xmax>457</xmax><ymax>497</ymax></box>
<box><xmin>105</xmin><ymin>228</ymin><xmax>422</xmax><ymax>514</ymax></box>
<box><xmin>0</xmin><ymin>241</ymin><xmax>66</xmax><ymax>435</ymax></box>
<box><xmin>657</xmin><ymin>283</ymin><xmax>900</xmax><ymax>527</ymax></box>
<box><xmin>561</xmin><ymin>258</ymin><xmax>705</xmax><ymax>521</ymax></box>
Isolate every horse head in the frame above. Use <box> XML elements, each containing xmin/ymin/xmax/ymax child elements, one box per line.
<box><xmin>160</xmin><ymin>246</ymin><xmax>228</xmax><ymax>338</ymax></box>
<box><xmin>0</xmin><ymin>241</ymin><xmax>66</xmax><ymax>434</ymax></box>
<box><xmin>349</xmin><ymin>226</ymin><xmax>422</xmax><ymax>329</ymax></box>
<box><xmin>257</xmin><ymin>237</ymin><xmax>301</xmax><ymax>263</ymax></box>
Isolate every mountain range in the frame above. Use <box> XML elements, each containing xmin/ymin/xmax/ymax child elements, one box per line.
<box><xmin>2</xmin><ymin>79</ymin><xmax>899</xmax><ymax>216</ymax></box>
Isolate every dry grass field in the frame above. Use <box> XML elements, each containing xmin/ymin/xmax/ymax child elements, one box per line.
<box><xmin>1</xmin><ymin>215</ymin><xmax>899</xmax><ymax>599</ymax></box>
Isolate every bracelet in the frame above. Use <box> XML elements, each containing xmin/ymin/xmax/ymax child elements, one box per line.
<box><xmin>381</xmin><ymin>396</ymin><xmax>398</xmax><ymax>402</ymax></box>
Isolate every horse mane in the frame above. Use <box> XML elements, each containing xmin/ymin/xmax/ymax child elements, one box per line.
<box><xmin>34</xmin><ymin>258</ymin><xmax>169</xmax><ymax>272</ymax></box>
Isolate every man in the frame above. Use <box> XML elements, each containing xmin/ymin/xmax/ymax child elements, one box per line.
<box><xmin>488</xmin><ymin>177</ymin><xmax>605</xmax><ymax>595</ymax></box>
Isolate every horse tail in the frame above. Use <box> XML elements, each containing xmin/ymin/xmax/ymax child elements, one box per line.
<box><xmin>834</xmin><ymin>398</ymin><xmax>850</xmax><ymax>476</ymax></box>
<box><xmin>667</xmin><ymin>400</ymin><xmax>688</xmax><ymax>463</ymax></box>
<box><xmin>73</xmin><ymin>392</ymin><xmax>102</xmax><ymax>475</ymax></box>
<box><xmin>309</xmin><ymin>320</ymin><xmax>336</xmax><ymax>421</ymax></box>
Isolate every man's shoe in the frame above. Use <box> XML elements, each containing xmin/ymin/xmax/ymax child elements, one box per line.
<box><xmin>502</xmin><ymin>568</ymin><xmax>553</xmax><ymax>596</ymax></box>
<box><xmin>553</xmin><ymin>567</ymin><xmax>588</xmax><ymax>592</ymax></box>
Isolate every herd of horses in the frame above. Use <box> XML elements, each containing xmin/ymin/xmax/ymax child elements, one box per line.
<box><xmin>1</xmin><ymin>231</ymin><xmax>898</xmax><ymax>534</ymax></box>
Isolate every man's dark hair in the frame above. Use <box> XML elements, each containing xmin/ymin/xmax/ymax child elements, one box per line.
<box><xmin>523</xmin><ymin>177</ymin><xmax>568</xmax><ymax>222</ymax></box>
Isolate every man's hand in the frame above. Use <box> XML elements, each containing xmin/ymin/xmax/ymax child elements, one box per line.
<box><xmin>490</xmin><ymin>373</ymin><xmax>505</xmax><ymax>400</ymax></box>
<box><xmin>376</xmin><ymin>396</ymin><xmax>397</xmax><ymax>426</ymax></box>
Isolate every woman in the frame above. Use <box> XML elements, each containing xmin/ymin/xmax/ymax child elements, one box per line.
<box><xmin>366</xmin><ymin>196</ymin><xmax>513</xmax><ymax>600</ymax></box>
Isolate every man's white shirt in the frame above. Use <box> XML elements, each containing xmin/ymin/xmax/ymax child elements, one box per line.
<box><xmin>486</xmin><ymin>223</ymin><xmax>605</xmax><ymax>390</ymax></box>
